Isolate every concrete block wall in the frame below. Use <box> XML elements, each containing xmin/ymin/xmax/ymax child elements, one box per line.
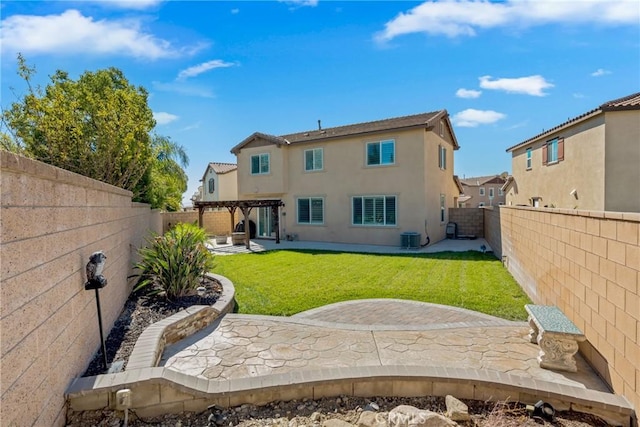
<box><xmin>162</xmin><ymin>210</ymin><xmax>239</xmax><ymax>236</ymax></box>
<box><xmin>0</xmin><ymin>152</ymin><xmax>160</xmax><ymax>426</ymax></box>
<box><xmin>487</xmin><ymin>206</ymin><xmax>639</xmax><ymax>411</ymax></box>
<box><xmin>448</xmin><ymin>208</ymin><xmax>484</xmax><ymax>238</ymax></box>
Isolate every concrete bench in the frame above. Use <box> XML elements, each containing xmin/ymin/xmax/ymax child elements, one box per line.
<box><xmin>525</xmin><ymin>304</ymin><xmax>586</xmax><ymax>372</ymax></box>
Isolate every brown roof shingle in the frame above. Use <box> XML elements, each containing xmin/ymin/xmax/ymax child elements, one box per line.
<box><xmin>232</xmin><ymin>110</ymin><xmax>457</xmax><ymax>154</ymax></box>
<box><xmin>208</xmin><ymin>162</ymin><xmax>237</xmax><ymax>174</ymax></box>
<box><xmin>506</xmin><ymin>92</ymin><xmax>640</xmax><ymax>152</ymax></box>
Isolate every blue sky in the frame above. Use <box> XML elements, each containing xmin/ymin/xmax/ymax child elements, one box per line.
<box><xmin>2</xmin><ymin>0</ymin><xmax>639</xmax><ymax>205</ymax></box>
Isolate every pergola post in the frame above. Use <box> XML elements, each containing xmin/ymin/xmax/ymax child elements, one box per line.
<box><xmin>239</xmin><ymin>205</ymin><xmax>253</xmax><ymax>249</ymax></box>
<box><xmin>226</xmin><ymin>206</ymin><xmax>237</xmax><ymax>235</ymax></box>
<box><xmin>272</xmin><ymin>205</ymin><xmax>281</xmax><ymax>244</ymax></box>
<box><xmin>197</xmin><ymin>205</ymin><xmax>204</xmax><ymax>228</ymax></box>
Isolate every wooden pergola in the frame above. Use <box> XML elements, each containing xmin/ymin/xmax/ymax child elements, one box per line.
<box><xmin>194</xmin><ymin>199</ymin><xmax>285</xmax><ymax>249</ymax></box>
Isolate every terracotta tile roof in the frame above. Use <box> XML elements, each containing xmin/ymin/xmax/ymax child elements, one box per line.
<box><xmin>281</xmin><ymin>111</ymin><xmax>445</xmax><ymax>143</ymax></box>
<box><xmin>601</xmin><ymin>92</ymin><xmax>640</xmax><ymax>110</ymax></box>
<box><xmin>460</xmin><ymin>175</ymin><xmax>506</xmax><ymax>186</ymax></box>
<box><xmin>232</xmin><ymin>110</ymin><xmax>457</xmax><ymax>154</ymax></box>
<box><xmin>506</xmin><ymin>92</ymin><xmax>640</xmax><ymax>152</ymax></box>
<box><xmin>208</xmin><ymin>162</ymin><xmax>237</xmax><ymax>174</ymax></box>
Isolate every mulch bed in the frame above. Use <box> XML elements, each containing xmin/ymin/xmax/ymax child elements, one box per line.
<box><xmin>83</xmin><ymin>275</ymin><xmax>222</xmax><ymax>377</ymax></box>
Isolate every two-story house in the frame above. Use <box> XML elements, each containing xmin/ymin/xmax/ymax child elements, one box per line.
<box><xmin>504</xmin><ymin>92</ymin><xmax>640</xmax><ymax>212</ymax></box>
<box><xmin>230</xmin><ymin>111</ymin><xmax>461</xmax><ymax>246</ymax></box>
<box><xmin>200</xmin><ymin>162</ymin><xmax>238</xmax><ymax>202</ymax></box>
<box><xmin>458</xmin><ymin>175</ymin><xmax>507</xmax><ymax>207</ymax></box>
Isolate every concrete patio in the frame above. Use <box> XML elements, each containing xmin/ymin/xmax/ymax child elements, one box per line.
<box><xmin>207</xmin><ymin>236</ymin><xmax>492</xmax><ymax>256</ymax></box>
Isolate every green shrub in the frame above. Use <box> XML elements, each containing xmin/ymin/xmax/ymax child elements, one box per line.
<box><xmin>133</xmin><ymin>222</ymin><xmax>215</xmax><ymax>300</ymax></box>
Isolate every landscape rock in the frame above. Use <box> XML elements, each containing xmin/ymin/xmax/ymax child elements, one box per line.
<box><xmin>444</xmin><ymin>396</ymin><xmax>470</xmax><ymax>422</ymax></box>
<box><xmin>357</xmin><ymin>410</ymin><xmax>389</xmax><ymax>427</ymax></box>
<box><xmin>388</xmin><ymin>405</ymin><xmax>457</xmax><ymax>427</ymax></box>
<box><xmin>322</xmin><ymin>419</ymin><xmax>356</xmax><ymax>427</ymax></box>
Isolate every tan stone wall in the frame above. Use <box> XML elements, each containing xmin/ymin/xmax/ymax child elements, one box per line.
<box><xmin>448</xmin><ymin>208</ymin><xmax>484</xmax><ymax>238</ymax></box>
<box><xmin>489</xmin><ymin>205</ymin><xmax>639</xmax><ymax>410</ymax></box>
<box><xmin>162</xmin><ymin>210</ymin><xmax>239</xmax><ymax>236</ymax></box>
<box><xmin>0</xmin><ymin>152</ymin><xmax>160</xmax><ymax>426</ymax></box>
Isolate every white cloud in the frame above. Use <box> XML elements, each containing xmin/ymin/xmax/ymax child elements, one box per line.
<box><xmin>456</xmin><ymin>88</ymin><xmax>482</xmax><ymax>99</ymax></box>
<box><xmin>375</xmin><ymin>0</ymin><xmax>639</xmax><ymax>41</ymax></box>
<box><xmin>95</xmin><ymin>0</ymin><xmax>163</xmax><ymax>9</ymax></box>
<box><xmin>177</xmin><ymin>60</ymin><xmax>236</xmax><ymax>81</ymax></box>
<box><xmin>479</xmin><ymin>75</ymin><xmax>553</xmax><ymax>96</ymax></box>
<box><xmin>152</xmin><ymin>81</ymin><xmax>215</xmax><ymax>98</ymax></box>
<box><xmin>231</xmin><ymin>8</ymin><xmax>240</xmax><ymax>14</ymax></box>
<box><xmin>153</xmin><ymin>111</ymin><xmax>178</xmax><ymax>125</ymax></box>
<box><xmin>452</xmin><ymin>109</ymin><xmax>506</xmax><ymax>127</ymax></box>
<box><xmin>278</xmin><ymin>0</ymin><xmax>318</xmax><ymax>8</ymax></box>
<box><xmin>0</xmin><ymin>9</ymin><xmax>203</xmax><ymax>59</ymax></box>
<box><xmin>591</xmin><ymin>68</ymin><xmax>612</xmax><ymax>77</ymax></box>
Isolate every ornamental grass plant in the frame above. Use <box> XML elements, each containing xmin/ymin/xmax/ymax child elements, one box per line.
<box><xmin>132</xmin><ymin>222</ymin><xmax>215</xmax><ymax>300</ymax></box>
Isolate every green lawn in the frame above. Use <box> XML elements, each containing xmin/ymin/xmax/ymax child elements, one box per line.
<box><xmin>213</xmin><ymin>250</ymin><xmax>531</xmax><ymax>321</ymax></box>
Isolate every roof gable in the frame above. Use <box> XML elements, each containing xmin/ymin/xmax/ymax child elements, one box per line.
<box><xmin>506</xmin><ymin>92</ymin><xmax>640</xmax><ymax>152</ymax></box>
<box><xmin>202</xmin><ymin>162</ymin><xmax>237</xmax><ymax>181</ymax></box>
<box><xmin>460</xmin><ymin>175</ymin><xmax>506</xmax><ymax>187</ymax></box>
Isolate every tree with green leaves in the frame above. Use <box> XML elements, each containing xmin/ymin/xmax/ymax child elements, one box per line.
<box><xmin>2</xmin><ymin>54</ymin><xmax>188</xmax><ymax>210</ymax></box>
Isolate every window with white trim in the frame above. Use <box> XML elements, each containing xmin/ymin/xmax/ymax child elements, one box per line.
<box><xmin>367</xmin><ymin>140</ymin><xmax>395</xmax><ymax>166</ymax></box>
<box><xmin>489</xmin><ymin>188</ymin><xmax>494</xmax><ymax>198</ymax></box>
<box><xmin>251</xmin><ymin>153</ymin><xmax>270</xmax><ymax>175</ymax></box>
<box><xmin>499</xmin><ymin>188</ymin><xmax>504</xmax><ymax>196</ymax></box>
<box><xmin>304</xmin><ymin>148</ymin><xmax>323</xmax><ymax>171</ymax></box>
<box><xmin>440</xmin><ymin>194</ymin><xmax>446</xmax><ymax>223</ymax></box>
<box><xmin>352</xmin><ymin>195</ymin><xmax>396</xmax><ymax>226</ymax></box>
<box><xmin>526</xmin><ymin>148</ymin><xmax>532</xmax><ymax>170</ymax></box>
<box><xmin>208</xmin><ymin>178</ymin><xmax>214</xmax><ymax>193</ymax></box>
<box><xmin>297</xmin><ymin>197</ymin><xmax>324</xmax><ymax>224</ymax></box>
<box><xmin>479</xmin><ymin>202</ymin><xmax>485</xmax><ymax>207</ymax></box>
<box><xmin>479</xmin><ymin>187</ymin><xmax>485</xmax><ymax>196</ymax></box>
<box><xmin>438</xmin><ymin>145</ymin><xmax>447</xmax><ymax>170</ymax></box>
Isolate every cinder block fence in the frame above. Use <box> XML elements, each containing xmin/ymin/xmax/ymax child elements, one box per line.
<box><xmin>0</xmin><ymin>152</ymin><xmax>161</xmax><ymax>426</ymax></box>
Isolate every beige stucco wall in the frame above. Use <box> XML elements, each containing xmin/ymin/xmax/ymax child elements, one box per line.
<box><xmin>507</xmin><ymin>114</ymin><xmax>606</xmax><ymax>210</ymax></box>
<box><xmin>460</xmin><ymin>183</ymin><xmax>506</xmax><ymax>207</ymax></box>
<box><xmin>485</xmin><ymin>206</ymin><xmax>640</xmax><ymax>411</ymax></box>
<box><xmin>202</xmin><ymin>169</ymin><xmax>238</xmax><ymax>202</ymax></box>
<box><xmin>604</xmin><ymin>110</ymin><xmax>640</xmax><ymax>213</ymax></box>
<box><xmin>237</xmin><ymin>144</ymin><xmax>287</xmax><ymax>197</ymax></box>
<box><xmin>0</xmin><ymin>152</ymin><xmax>161</xmax><ymax>426</ymax></box>
<box><xmin>218</xmin><ymin>170</ymin><xmax>238</xmax><ymax>201</ymax></box>
<box><xmin>236</xmin><ymin>127</ymin><xmax>458</xmax><ymax>246</ymax></box>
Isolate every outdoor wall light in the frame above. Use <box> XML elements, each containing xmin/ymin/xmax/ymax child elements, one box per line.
<box><xmin>570</xmin><ymin>189</ymin><xmax>578</xmax><ymax>199</ymax></box>
<box><xmin>85</xmin><ymin>251</ymin><xmax>109</xmax><ymax>371</ymax></box>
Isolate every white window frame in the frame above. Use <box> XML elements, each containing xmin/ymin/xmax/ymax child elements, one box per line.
<box><xmin>366</xmin><ymin>140</ymin><xmax>395</xmax><ymax>166</ymax></box>
<box><xmin>499</xmin><ymin>188</ymin><xmax>504</xmax><ymax>196</ymax></box>
<box><xmin>304</xmin><ymin>148</ymin><xmax>323</xmax><ymax>172</ymax></box>
<box><xmin>479</xmin><ymin>187</ymin><xmax>485</xmax><ymax>196</ymax></box>
<box><xmin>438</xmin><ymin>145</ymin><xmax>447</xmax><ymax>170</ymax></box>
<box><xmin>489</xmin><ymin>188</ymin><xmax>494</xmax><ymax>198</ymax></box>
<box><xmin>297</xmin><ymin>197</ymin><xmax>324</xmax><ymax>225</ymax></box>
<box><xmin>479</xmin><ymin>202</ymin><xmax>485</xmax><ymax>207</ymax></box>
<box><xmin>526</xmin><ymin>148</ymin><xmax>532</xmax><ymax>170</ymax></box>
<box><xmin>250</xmin><ymin>153</ymin><xmax>270</xmax><ymax>175</ymax></box>
<box><xmin>208</xmin><ymin>178</ymin><xmax>214</xmax><ymax>193</ymax></box>
<box><xmin>352</xmin><ymin>195</ymin><xmax>396</xmax><ymax>226</ymax></box>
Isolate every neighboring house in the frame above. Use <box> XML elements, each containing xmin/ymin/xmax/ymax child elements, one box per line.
<box><xmin>230</xmin><ymin>111</ymin><xmax>462</xmax><ymax>246</ymax></box>
<box><xmin>458</xmin><ymin>174</ymin><xmax>507</xmax><ymax>207</ymax></box>
<box><xmin>200</xmin><ymin>162</ymin><xmax>238</xmax><ymax>202</ymax></box>
<box><xmin>504</xmin><ymin>92</ymin><xmax>640</xmax><ymax>212</ymax></box>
